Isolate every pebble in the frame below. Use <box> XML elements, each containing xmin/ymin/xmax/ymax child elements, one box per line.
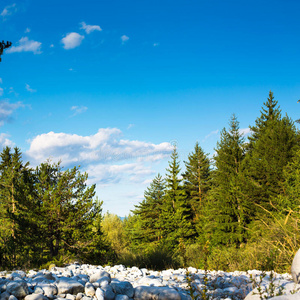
<box><xmin>0</xmin><ymin>264</ymin><xmax>300</xmax><ymax>299</ymax></box>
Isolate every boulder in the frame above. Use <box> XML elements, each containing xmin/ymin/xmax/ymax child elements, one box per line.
<box><xmin>110</xmin><ymin>281</ymin><xmax>134</xmax><ymax>298</ymax></box>
<box><xmin>269</xmin><ymin>295</ymin><xmax>300</xmax><ymax>300</ymax></box>
<box><xmin>90</xmin><ymin>272</ymin><xmax>111</xmax><ymax>284</ymax></box>
<box><xmin>134</xmin><ymin>286</ymin><xmax>181</xmax><ymax>300</ymax></box>
<box><xmin>84</xmin><ymin>283</ymin><xmax>95</xmax><ymax>297</ymax></box>
<box><xmin>95</xmin><ymin>288</ymin><xmax>105</xmax><ymax>300</ymax></box>
<box><xmin>291</xmin><ymin>249</ymin><xmax>300</xmax><ymax>283</ymax></box>
<box><xmin>115</xmin><ymin>295</ymin><xmax>130</xmax><ymax>300</ymax></box>
<box><xmin>24</xmin><ymin>294</ymin><xmax>48</xmax><ymax>300</ymax></box>
<box><xmin>0</xmin><ymin>292</ymin><xmax>10</xmax><ymax>300</ymax></box>
<box><xmin>56</xmin><ymin>278</ymin><xmax>84</xmax><ymax>295</ymax></box>
<box><xmin>6</xmin><ymin>281</ymin><xmax>29</xmax><ymax>298</ymax></box>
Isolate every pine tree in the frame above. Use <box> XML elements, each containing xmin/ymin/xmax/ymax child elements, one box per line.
<box><xmin>0</xmin><ymin>147</ymin><xmax>34</xmax><ymax>268</ymax></box>
<box><xmin>242</xmin><ymin>91</ymin><xmax>299</xmax><ymax>214</ymax></box>
<box><xmin>182</xmin><ymin>142</ymin><xmax>211</xmax><ymax>230</ymax></box>
<box><xmin>33</xmin><ymin>161</ymin><xmax>105</xmax><ymax>263</ymax></box>
<box><xmin>132</xmin><ymin>174</ymin><xmax>166</xmax><ymax>248</ymax></box>
<box><xmin>211</xmin><ymin>114</ymin><xmax>247</xmax><ymax>246</ymax></box>
<box><xmin>161</xmin><ymin>147</ymin><xmax>194</xmax><ymax>249</ymax></box>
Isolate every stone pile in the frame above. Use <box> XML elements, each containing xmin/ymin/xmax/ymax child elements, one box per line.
<box><xmin>0</xmin><ymin>263</ymin><xmax>299</xmax><ymax>300</ymax></box>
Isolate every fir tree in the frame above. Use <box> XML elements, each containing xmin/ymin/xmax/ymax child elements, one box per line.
<box><xmin>211</xmin><ymin>114</ymin><xmax>247</xmax><ymax>246</ymax></box>
<box><xmin>182</xmin><ymin>142</ymin><xmax>211</xmax><ymax>226</ymax></box>
<box><xmin>132</xmin><ymin>174</ymin><xmax>166</xmax><ymax>248</ymax></box>
<box><xmin>242</xmin><ymin>91</ymin><xmax>299</xmax><ymax>214</ymax></box>
<box><xmin>161</xmin><ymin>147</ymin><xmax>194</xmax><ymax>249</ymax></box>
<box><xmin>0</xmin><ymin>147</ymin><xmax>34</xmax><ymax>268</ymax></box>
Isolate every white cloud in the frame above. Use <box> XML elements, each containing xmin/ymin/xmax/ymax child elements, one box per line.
<box><xmin>50</xmin><ymin>44</ymin><xmax>54</xmax><ymax>48</ymax></box>
<box><xmin>6</xmin><ymin>37</ymin><xmax>42</xmax><ymax>54</ymax></box>
<box><xmin>121</xmin><ymin>35</ymin><xmax>129</xmax><ymax>43</ymax></box>
<box><xmin>0</xmin><ymin>78</ymin><xmax>2</xmax><ymax>84</ymax></box>
<box><xmin>86</xmin><ymin>162</ymin><xmax>155</xmax><ymax>186</ymax></box>
<box><xmin>26</xmin><ymin>128</ymin><xmax>173</xmax><ymax>167</ymax></box>
<box><xmin>239</xmin><ymin>128</ymin><xmax>251</xmax><ymax>136</ymax></box>
<box><xmin>1</xmin><ymin>3</ymin><xmax>17</xmax><ymax>17</ymax></box>
<box><xmin>25</xmin><ymin>84</ymin><xmax>36</xmax><ymax>93</ymax></box>
<box><xmin>127</xmin><ymin>124</ymin><xmax>134</xmax><ymax>129</ymax></box>
<box><xmin>0</xmin><ymin>133</ymin><xmax>14</xmax><ymax>148</ymax></box>
<box><xmin>61</xmin><ymin>32</ymin><xmax>84</xmax><ymax>50</ymax></box>
<box><xmin>202</xmin><ymin>129</ymin><xmax>219</xmax><ymax>142</ymax></box>
<box><xmin>0</xmin><ymin>88</ymin><xmax>3</xmax><ymax>96</ymax></box>
<box><xmin>80</xmin><ymin>22</ymin><xmax>102</xmax><ymax>34</ymax></box>
<box><xmin>25</xmin><ymin>28</ymin><xmax>30</xmax><ymax>33</ymax></box>
<box><xmin>70</xmin><ymin>105</ymin><xmax>87</xmax><ymax>116</ymax></box>
<box><xmin>0</xmin><ymin>100</ymin><xmax>24</xmax><ymax>126</ymax></box>
<box><xmin>153</xmin><ymin>43</ymin><xmax>159</xmax><ymax>47</ymax></box>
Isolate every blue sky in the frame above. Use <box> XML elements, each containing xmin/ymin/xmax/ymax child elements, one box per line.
<box><xmin>0</xmin><ymin>0</ymin><xmax>300</xmax><ymax>216</ymax></box>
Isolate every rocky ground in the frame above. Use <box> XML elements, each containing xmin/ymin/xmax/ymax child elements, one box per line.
<box><xmin>0</xmin><ymin>264</ymin><xmax>300</xmax><ymax>300</ymax></box>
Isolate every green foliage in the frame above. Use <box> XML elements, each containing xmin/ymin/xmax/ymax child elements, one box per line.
<box><xmin>0</xmin><ymin>150</ymin><xmax>110</xmax><ymax>269</ymax></box>
<box><xmin>182</xmin><ymin>142</ymin><xmax>211</xmax><ymax>236</ymax></box>
<box><xmin>117</xmin><ymin>245</ymin><xmax>180</xmax><ymax>270</ymax></box>
<box><xmin>242</xmin><ymin>91</ymin><xmax>299</xmax><ymax>215</ymax></box>
<box><xmin>131</xmin><ymin>174</ymin><xmax>166</xmax><ymax>247</ymax></box>
<box><xmin>210</xmin><ymin>114</ymin><xmax>247</xmax><ymax>246</ymax></box>
<box><xmin>102</xmin><ymin>212</ymin><xmax>127</xmax><ymax>254</ymax></box>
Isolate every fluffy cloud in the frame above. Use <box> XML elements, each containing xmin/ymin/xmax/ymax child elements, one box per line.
<box><xmin>80</xmin><ymin>22</ymin><xmax>102</xmax><ymax>34</ymax></box>
<box><xmin>202</xmin><ymin>129</ymin><xmax>219</xmax><ymax>142</ymax></box>
<box><xmin>121</xmin><ymin>35</ymin><xmax>129</xmax><ymax>43</ymax></box>
<box><xmin>6</xmin><ymin>37</ymin><xmax>42</xmax><ymax>54</ymax></box>
<box><xmin>70</xmin><ymin>105</ymin><xmax>87</xmax><ymax>116</ymax></box>
<box><xmin>239</xmin><ymin>128</ymin><xmax>251</xmax><ymax>136</ymax></box>
<box><xmin>0</xmin><ymin>100</ymin><xmax>24</xmax><ymax>126</ymax></box>
<box><xmin>0</xmin><ymin>133</ymin><xmax>14</xmax><ymax>148</ymax></box>
<box><xmin>61</xmin><ymin>32</ymin><xmax>84</xmax><ymax>49</ymax></box>
<box><xmin>25</xmin><ymin>84</ymin><xmax>36</xmax><ymax>93</ymax></box>
<box><xmin>86</xmin><ymin>162</ymin><xmax>155</xmax><ymax>186</ymax></box>
<box><xmin>26</xmin><ymin>128</ymin><xmax>173</xmax><ymax>167</ymax></box>
<box><xmin>1</xmin><ymin>3</ymin><xmax>17</xmax><ymax>17</ymax></box>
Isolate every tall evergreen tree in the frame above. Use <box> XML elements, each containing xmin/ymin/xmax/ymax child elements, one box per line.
<box><xmin>33</xmin><ymin>161</ymin><xmax>106</xmax><ymax>263</ymax></box>
<box><xmin>211</xmin><ymin>114</ymin><xmax>247</xmax><ymax>246</ymax></box>
<box><xmin>132</xmin><ymin>174</ymin><xmax>166</xmax><ymax>248</ymax></box>
<box><xmin>242</xmin><ymin>91</ymin><xmax>299</xmax><ymax>214</ymax></box>
<box><xmin>0</xmin><ymin>147</ymin><xmax>34</xmax><ymax>268</ymax></box>
<box><xmin>161</xmin><ymin>147</ymin><xmax>194</xmax><ymax>249</ymax></box>
<box><xmin>182</xmin><ymin>142</ymin><xmax>211</xmax><ymax>226</ymax></box>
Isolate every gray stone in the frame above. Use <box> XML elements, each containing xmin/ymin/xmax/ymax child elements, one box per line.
<box><xmin>0</xmin><ymin>292</ymin><xmax>10</xmax><ymax>300</ymax></box>
<box><xmin>6</xmin><ymin>281</ymin><xmax>29</xmax><ymax>298</ymax></box>
<box><xmin>269</xmin><ymin>295</ymin><xmax>300</xmax><ymax>300</ymax></box>
<box><xmin>41</xmin><ymin>284</ymin><xmax>57</xmax><ymax>297</ymax></box>
<box><xmin>34</xmin><ymin>286</ymin><xmax>44</xmax><ymax>294</ymax></box>
<box><xmin>102</xmin><ymin>285</ymin><xmax>115</xmax><ymax>300</ymax></box>
<box><xmin>95</xmin><ymin>288</ymin><xmax>104</xmax><ymax>300</ymax></box>
<box><xmin>8</xmin><ymin>296</ymin><xmax>18</xmax><ymax>300</ymax></box>
<box><xmin>291</xmin><ymin>249</ymin><xmax>300</xmax><ymax>284</ymax></box>
<box><xmin>134</xmin><ymin>286</ymin><xmax>181</xmax><ymax>300</ymax></box>
<box><xmin>24</xmin><ymin>294</ymin><xmax>48</xmax><ymax>300</ymax></box>
<box><xmin>84</xmin><ymin>283</ymin><xmax>95</xmax><ymax>297</ymax></box>
<box><xmin>90</xmin><ymin>272</ymin><xmax>111</xmax><ymax>284</ymax></box>
<box><xmin>56</xmin><ymin>278</ymin><xmax>84</xmax><ymax>295</ymax></box>
<box><xmin>75</xmin><ymin>293</ymin><xmax>84</xmax><ymax>300</ymax></box>
<box><xmin>110</xmin><ymin>281</ymin><xmax>134</xmax><ymax>298</ymax></box>
<box><xmin>65</xmin><ymin>294</ymin><xmax>75</xmax><ymax>300</ymax></box>
<box><xmin>115</xmin><ymin>295</ymin><xmax>129</xmax><ymax>300</ymax></box>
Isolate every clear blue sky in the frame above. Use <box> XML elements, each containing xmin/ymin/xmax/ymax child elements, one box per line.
<box><xmin>1</xmin><ymin>0</ymin><xmax>300</xmax><ymax>216</ymax></box>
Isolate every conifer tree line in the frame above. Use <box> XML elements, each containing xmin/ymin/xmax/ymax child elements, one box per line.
<box><xmin>0</xmin><ymin>152</ymin><xmax>111</xmax><ymax>270</ymax></box>
<box><xmin>118</xmin><ymin>91</ymin><xmax>300</xmax><ymax>272</ymax></box>
<box><xmin>1</xmin><ymin>91</ymin><xmax>299</xmax><ymax>272</ymax></box>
